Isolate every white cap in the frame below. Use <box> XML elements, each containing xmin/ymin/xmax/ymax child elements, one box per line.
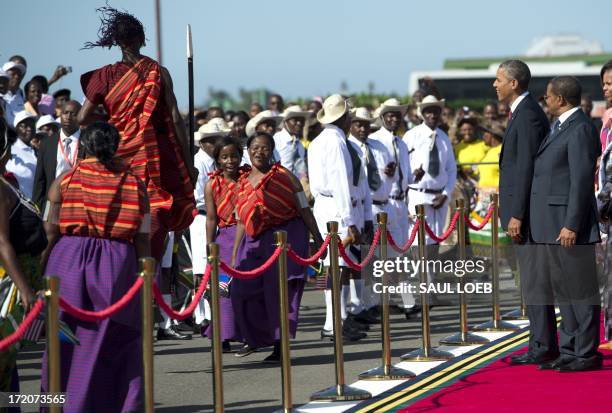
<box><xmin>2</xmin><ymin>61</ymin><xmax>26</xmax><ymax>76</ymax></box>
<box><xmin>13</xmin><ymin>111</ymin><xmax>36</xmax><ymax>129</ymax></box>
<box><xmin>36</xmin><ymin>114</ymin><xmax>59</xmax><ymax>132</ymax></box>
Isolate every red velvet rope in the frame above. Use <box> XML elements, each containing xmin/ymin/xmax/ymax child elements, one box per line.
<box><xmin>465</xmin><ymin>204</ymin><xmax>495</xmax><ymax>231</ymax></box>
<box><xmin>337</xmin><ymin>227</ymin><xmax>382</xmax><ymax>271</ymax></box>
<box><xmin>424</xmin><ymin>211</ymin><xmax>460</xmax><ymax>243</ymax></box>
<box><xmin>287</xmin><ymin>235</ymin><xmax>331</xmax><ymax>266</ymax></box>
<box><xmin>59</xmin><ymin>277</ymin><xmax>144</xmax><ymax>322</ymax></box>
<box><xmin>0</xmin><ymin>299</ymin><xmax>44</xmax><ymax>352</ymax></box>
<box><xmin>153</xmin><ymin>265</ymin><xmax>212</xmax><ymax>320</ymax></box>
<box><xmin>219</xmin><ymin>246</ymin><xmax>282</xmax><ymax>279</ymax></box>
<box><xmin>387</xmin><ymin>219</ymin><xmax>421</xmax><ymax>253</ymax></box>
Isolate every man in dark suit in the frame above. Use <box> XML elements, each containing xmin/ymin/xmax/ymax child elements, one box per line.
<box><xmin>494</xmin><ymin>60</ymin><xmax>554</xmax><ymax>364</ymax></box>
<box><xmin>530</xmin><ymin>76</ymin><xmax>602</xmax><ymax>371</ymax></box>
<box><xmin>33</xmin><ymin>100</ymin><xmax>81</xmax><ymax>210</ymax></box>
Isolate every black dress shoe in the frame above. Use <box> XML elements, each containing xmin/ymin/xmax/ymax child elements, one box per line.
<box><xmin>364</xmin><ymin>307</ymin><xmax>381</xmax><ymax>323</ymax></box>
<box><xmin>235</xmin><ymin>344</ymin><xmax>257</xmax><ymax>357</ymax></box>
<box><xmin>263</xmin><ymin>343</ymin><xmax>281</xmax><ymax>364</ymax></box>
<box><xmin>345</xmin><ymin>315</ymin><xmax>370</xmax><ymax>331</ymax></box>
<box><xmin>557</xmin><ymin>355</ymin><xmax>603</xmax><ymax>372</ymax></box>
<box><xmin>222</xmin><ymin>341</ymin><xmax>232</xmax><ymax>353</ymax></box>
<box><xmin>404</xmin><ymin>306</ymin><xmax>422</xmax><ymax>320</ymax></box>
<box><xmin>510</xmin><ymin>352</ymin><xmax>557</xmax><ymax>365</ymax></box>
<box><xmin>175</xmin><ymin>321</ymin><xmax>194</xmax><ymax>332</ymax></box>
<box><xmin>539</xmin><ymin>356</ymin><xmax>573</xmax><ymax>370</ymax></box>
<box><xmin>320</xmin><ymin>325</ymin><xmax>366</xmax><ymax>342</ymax></box>
<box><xmin>353</xmin><ymin>310</ymin><xmax>379</xmax><ymax>325</ymax></box>
<box><xmin>157</xmin><ymin>326</ymin><xmax>192</xmax><ymax>340</ymax></box>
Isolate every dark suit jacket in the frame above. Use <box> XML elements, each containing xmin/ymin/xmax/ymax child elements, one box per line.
<box><xmin>529</xmin><ymin>109</ymin><xmax>601</xmax><ymax>244</ymax></box>
<box><xmin>32</xmin><ymin>132</ymin><xmax>59</xmax><ymax>210</ymax></box>
<box><xmin>499</xmin><ymin>94</ymin><xmax>549</xmax><ymax>231</ymax></box>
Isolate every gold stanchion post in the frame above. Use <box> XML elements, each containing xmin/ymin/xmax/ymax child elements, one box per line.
<box><xmin>274</xmin><ymin>231</ymin><xmax>293</xmax><ymax>412</ymax></box>
<box><xmin>474</xmin><ymin>194</ymin><xmax>517</xmax><ymax>332</ymax></box>
<box><xmin>439</xmin><ymin>199</ymin><xmax>489</xmax><ymax>345</ymax></box>
<box><xmin>360</xmin><ymin>213</ymin><xmax>415</xmax><ymax>379</ymax></box>
<box><xmin>401</xmin><ymin>205</ymin><xmax>453</xmax><ymax>361</ymax></box>
<box><xmin>208</xmin><ymin>243</ymin><xmax>225</xmax><ymax>413</ymax></box>
<box><xmin>45</xmin><ymin>276</ymin><xmax>61</xmax><ymax>413</ymax></box>
<box><xmin>311</xmin><ymin>221</ymin><xmax>371</xmax><ymax>401</ymax></box>
<box><xmin>140</xmin><ymin>257</ymin><xmax>155</xmax><ymax>413</ymax></box>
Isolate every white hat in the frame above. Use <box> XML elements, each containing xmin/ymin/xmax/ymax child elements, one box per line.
<box><xmin>378</xmin><ymin>98</ymin><xmax>409</xmax><ymax>117</ymax></box>
<box><xmin>417</xmin><ymin>95</ymin><xmax>446</xmax><ymax>119</ymax></box>
<box><xmin>195</xmin><ymin>117</ymin><xmax>230</xmax><ymax>143</ymax></box>
<box><xmin>245</xmin><ymin>110</ymin><xmax>283</xmax><ymax>137</ymax></box>
<box><xmin>316</xmin><ymin>94</ymin><xmax>349</xmax><ymax>124</ymax></box>
<box><xmin>2</xmin><ymin>61</ymin><xmax>26</xmax><ymax>77</ymax></box>
<box><xmin>36</xmin><ymin>115</ymin><xmax>59</xmax><ymax>132</ymax></box>
<box><xmin>281</xmin><ymin>105</ymin><xmax>312</xmax><ymax>121</ymax></box>
<box><xmin>13</xmin><ymin>111</ymin><xmax>36</xmax><ymax>129</ymax></box>
<box><xmin>350</xmin><ymin>107</ymin><xmax>374</xmax><ymax>123</ymax></box>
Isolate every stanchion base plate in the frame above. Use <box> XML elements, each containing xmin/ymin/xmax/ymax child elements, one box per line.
<box><xmin>400</xmin><ymin>346</ymin><xmax>454</xmax><ymax>361</ymax></box>
<box><xmin>502</xmin><ymin>308</ymin><xmax>528</xmax><ymax>320</ymax></box>
<box><xmin>472</xmin><ymin>319</ymin><xmax>519</xmax><ymax>332</ymax></box>
<box><xmin>310</xmin><ymin>384</ymin><xmax>372</xmax><ymax>401</ymax></box>
<box><xmin>439</xmin><ymin>332</ymin><xmax>490</xmax><ymax>346</ymax></box>
<box><xmin>358</xmin><ymin>365</ymin><xmax>416</xmax><ymax>380</ymax></box>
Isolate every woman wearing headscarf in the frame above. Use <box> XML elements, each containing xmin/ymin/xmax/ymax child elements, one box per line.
<box><xmin>41</xmin><ymin>122</ymin><xmax>150</xmax><ymax>412</ymax></box>
<box><xmin>230</xmin><ymin>132</ymin><xmax>324</xmax><ymax>362</ymax></box>
<box><xmin>0</xmin><ymin>118</ymin><xmax>46</xmax><ymax>395</ymax></box>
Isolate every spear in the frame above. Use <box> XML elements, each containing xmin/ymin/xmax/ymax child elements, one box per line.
<box><xmin>187</xmin><ymin>24</ymin><xmax>195</xmax><ymax>157</ymax></box>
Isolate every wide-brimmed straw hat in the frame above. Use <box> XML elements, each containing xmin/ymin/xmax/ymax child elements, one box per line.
<box><xmin>350</xmin><ymin>107</ymin><xmax>374</xmax><ymax>123</ymax></box>
<box><xmin>316</xmin><ymin>94</ymin><xmax>349</xmax><ymax>124</ymax></box>
<box><xmin>378</xmin><ymin>98</ymin><xmax>409</xmax><ymax>117</ymax></box>
<box><xmin>417</xmin><ymin>95</ymin><xmax>446</xmax><ymax>119</ymax></box>
<box><xmin>195</xmin><ymin>117</ymin><xmax>230</xmax><ymax>143</ymax></box>
<box><xmin>281</xmin><ymin>105</ymin><xmax>312</xmax><ymax>121</ymax></box>
<box><xmin>245</xmin><ymin>110</ymin><xmax>283</xmax><ymax>137</ymax></box>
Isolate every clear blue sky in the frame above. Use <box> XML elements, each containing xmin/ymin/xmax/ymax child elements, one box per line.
<box><xmin>2</xmin><ymin>0</ymin><xmax>610</xmax><ymax>109</ymax></box>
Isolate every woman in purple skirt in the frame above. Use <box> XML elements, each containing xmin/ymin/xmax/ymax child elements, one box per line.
<box><xmin>231</xmin><ymin>132</ymin><xmax>324</xmax><ymax>363</ymax></box>
<box><xmin>42</xmin><ymin>122</ymin><xmax>150</xmax><ymax>413</ymax></box>
<box><xmin>203</xmin><ymin>136</ymin><xmax>249</xmax><ymax>352</ymax></box>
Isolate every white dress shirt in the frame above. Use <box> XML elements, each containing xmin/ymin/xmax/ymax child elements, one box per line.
<box><xmin>347</xmin><ymin>136</ymin><xmax>373</xmax><ymax>223</ymax></box>
<box><xmin>273</xmin><ymin>128</ymin><xmax>307</xmax><ymax>179</ymax></box>
<box><xmin>307</xmin><ymin>124</ymin><xmax>356</xmax><ymax>228</ymax></box>
<box><xmin>56</xmin><ymin>129</ymin><xmax>81</xmax><ymax>177</ymax></box>
<box><xmin>193</xmin><ymin>149</ymin><xmax>216</xmax><ymax>211</ymax></box>
<box><xmin>403</xmin><ymin>123</ymin><xmax>456</xmax><ymax>197</ymax></box>
<box><xmin>557</xmin><ymin>106</ymin><xmax>581</xmax><ymax>126</ymax></box>
<box><xmin>369</xmin><ymin>127</ymin><xmax>411</xmax><ymax>198</ymax></box>
<box><xmin>510</xmin><ymin>91</ymin><xmax>530</xmax><ymax>115</ymax></box>
<box><xmin>348</xmin><ymin>135</ymin><xmax>393</xmax><ymax>204</ymax></box>
<box><xmin>3</xmin><ymin>90</ymin><xmax>25</xmax><ymax>130</ymax></box>
<box><xmin>6</xmin><ymin>138</ymin><xmax>37</xmax><ymax>199</ymax></box>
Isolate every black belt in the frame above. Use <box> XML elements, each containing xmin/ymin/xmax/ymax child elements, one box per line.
<box><xmin>389</xmin><ymin>194</ymin><xmax>405</xmax><ymax>201</ymax></box>
<box><xmin>320</xmin><ymin>193</ymin><xmax>363</xmax><ymax>207</ymax></box>
<box><xmin>408</xmin><ymin>187</ymin><xmax>443</xmax><ymax>194</ymax></box>
<box><xmin>372</xmin><ymin>199</ymin><xmax>388</xmax><ymax>206</ymax></box>
<box><xmin>198</xmin><ymin>209</ymin><xmax>206</xmax><ymax>216</ymax></box>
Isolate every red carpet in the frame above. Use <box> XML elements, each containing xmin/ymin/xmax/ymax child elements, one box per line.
<box><xmin>400</xmin><ymin>328</ymin><xmax>611</xmax><ymax>413</ymax></box>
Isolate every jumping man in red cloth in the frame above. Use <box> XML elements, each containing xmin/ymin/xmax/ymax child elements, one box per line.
<box><xmin>77</xmin><ymin>6</ymin><xmax>196</xmax><ymax>260</ymax></box>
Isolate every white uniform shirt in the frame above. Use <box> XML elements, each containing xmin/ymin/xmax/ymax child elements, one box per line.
<box><xmin>348</xmin><ymin>135</ymin><xmax>394</xmax><ymax>203</ymax></box>
<box><xmin>402</xmin><ymin>123</ymin><xmax>456</xmax><ymax>196</ymax></box>
<box><xmin>369</xmin><ymin>127</ymin><xmax>411</xmax><ymax>198</ymax></box>
<box><xmin>193</xmin><ymin>149</ymin><xmax>216</xmax><ymax>211</ymax></box>
<box><xmin>6</xmin><ymin>138</ymin><xmax>37</xmax><ymax>199</ymax></box>
<box><xmin>273</xmin><ymin>128</ymin><xmax>307</xmax><ymax>179</ymax></box>
<box><xmin>3</xmin><ymin>90</ymin><xmax>25</xmax><ymax>130</ymax></box>
<box><xmin>307</xmin><ymin>124</ymin><xmax>356</xmax><ymax>228</ymax></box>
<box><xmin>347</xmin><ymin>136</ymin><xmax>373</xmax><ymax>222</ymax></box>
<box><xmin>55</xmin><ymin>129</ymin><xmax>80</xmax><ymax>177</ymax></box>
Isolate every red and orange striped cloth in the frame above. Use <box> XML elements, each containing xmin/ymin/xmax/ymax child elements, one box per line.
<box><xmin>236</xmin><ymin>163</ymin><xmax>300</xmax><ymax>237</ymax></box>
<box><xmin>209</xmin><ymin>166</ymin><xmax>250</xmax><ymax>228</ymax></box>
<box><xmin>59</xmin><ymin>159</ymin><xmax>147</xmax><ymax>241</ymax></box>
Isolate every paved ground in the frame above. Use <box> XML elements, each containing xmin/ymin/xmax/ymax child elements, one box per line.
<box><xmin>17</xmin><ymin>273</ymin><xmax>521</xmax><ymax>413</ymax></box>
